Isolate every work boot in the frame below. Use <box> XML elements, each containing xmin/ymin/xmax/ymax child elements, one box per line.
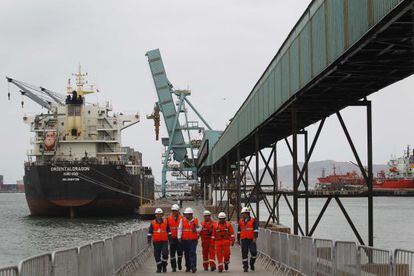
<box><xmin>224</xmin><ymin>263</ymin><xmax>229</xmax><ymax>271</ymax></box>
<box><xmin>204</xmin><ymin>267</ymin><xmax>208</xmax><ymax>271</ymax></box>
<box><xmin>211</xmin><ymin>266</ymin><xmax>216</xmax><ymax>271</ymax></box>
<box><xmin>243</xmin><ymin>267</ymin><xmax>248</xmax><ymax>272</ymax></box>
<box><xmin>172</xmin><ymin>267</ymin><xmax>176</xmax><ymax>272</ymax></box>
<box><xmin>178</xmin><ymin>258</ymin><xmax>183</xmax><ymax>270</ymax></box>
<box><xmin>185</xmin><ymin>268</ymin><xmax>191</xmax><ymax>272</ymax></box>
<box><xmin>218</xmin><ymin>268</ymin><xmax>223</xmax><ymax>273</ymax></box>
<box><xmin>250</xmin><ymin>263</ymin><xmax>255</xmax><ymax>271</ymax></box>
<box><xmin>162</xmin><ymin>262</ymin><xmax>167</xmax><ymax>273</ymax></box>
<box><xmin>192</xmin><ymin>268</ymin><xmax>197</xmax><ymax>273</ymax></box>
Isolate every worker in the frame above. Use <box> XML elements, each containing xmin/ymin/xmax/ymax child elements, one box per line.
<box><xmin>167</xmin><ymin>204</ymin><xmax>183</xmax><ymax>272</ymax></box>
<box><xmin>200</xmin><ymin>210</ymin><xmax>216</xmax><ymax>271</ymax></box>
<box><xmin>147</xmin><ymin>208</ymin><xmax>171</xmax><ymax>273</ymax></box>
<box><xmin>237</xmin><ymin>207</ymin><xmax>259</xmax><ymax>272</ymax></box>
<box><xmin>212</xmin><ymin>212</ymin><xmax>234</xmax><ymax>273</ymax></box>
<box><xmin>178</xmin><ymin>207</ymin><xmax>201</xmax><ymax>273</ymax></box>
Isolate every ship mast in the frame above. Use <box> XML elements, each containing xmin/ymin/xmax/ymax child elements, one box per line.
<box><xmin>67</xmin><ymin>64</ymin><xmax>96</xmax><ymax>97</ymax></box>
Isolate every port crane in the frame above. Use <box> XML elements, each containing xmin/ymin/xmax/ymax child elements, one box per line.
<box><xmin>146</xmin><ymin>49</ymin><xmax>212</xmax><ymax>197</ymax></box>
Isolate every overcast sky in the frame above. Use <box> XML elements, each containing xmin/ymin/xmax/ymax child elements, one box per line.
<box><xmin>1</xmin><ymin>0</ymin><xmax>414</xmax><ymax>183</ymax></box>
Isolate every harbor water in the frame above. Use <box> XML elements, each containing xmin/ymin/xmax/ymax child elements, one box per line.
<box><xmin>0</xmin><ymin>193</ymin><xmax>146</xmax><ymax>267</ymax></box>
<box><xmin>259</xmin><ymin>196</ymin><xmax>414</xmax><ymax>251</ymax></box>
<box><xmin>1</xmin><ymin>193</ymin><xmax>414</xmax><ymax>267</ymax></box>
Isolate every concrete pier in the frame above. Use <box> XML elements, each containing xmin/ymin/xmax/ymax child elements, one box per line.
<box><xmin>135</xmin><ymin>244</ymin><xmax>274</xmax><ymax>275</ymax></box>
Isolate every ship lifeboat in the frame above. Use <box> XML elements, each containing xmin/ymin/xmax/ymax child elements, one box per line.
<box><xmin>44</xmin><ymin>131</ymin><xmax>56</xmax><ymax>151</ymax></box>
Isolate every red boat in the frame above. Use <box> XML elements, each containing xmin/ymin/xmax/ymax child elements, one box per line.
<box><xmin>374</xmin><ymin>146</ymin><xmax>414</xmax><ymax>189</ymax></box>
<box><xmin>316</xmin><ymin>146</ymin><xmax>414</xmax><ymax>191</ymax></box>
<box><xmin>315</xmin><ymin>166</ymin><xmax>366</xmax><ymax>191</ymax></box>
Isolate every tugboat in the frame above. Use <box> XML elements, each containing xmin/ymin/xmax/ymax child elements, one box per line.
<box><xmin>7</xmin><ymin>66</ymin><xmax>154</xmax><ymax>217</ymax></box>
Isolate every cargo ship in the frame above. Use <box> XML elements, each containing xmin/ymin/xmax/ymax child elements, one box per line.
<box><xmin>315</xmin><ymin>147</ymin><xmax>414</xmax><ymax>191</ymax></box>
<box><xmin>7</xmin><ymin>67</ymin><xmax>154</xmax><ymax>217</ymax></box>
<box><xmin>374</xmin><ymin>146</ymin><xmax>414</xmax><ymax>189</ymax></box>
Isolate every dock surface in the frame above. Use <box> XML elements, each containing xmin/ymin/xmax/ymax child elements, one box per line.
<box><xmin>136</xmin><ymin>200</ymin><xmax>273</xmax><ymax>275</ymax></box>
<box><xmin>135</xmin><ymin>244</ymin><xmax>273</xmax><ymax>275</ymax></box>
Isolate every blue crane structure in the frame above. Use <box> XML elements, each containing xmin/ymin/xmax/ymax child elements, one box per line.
<box><xmin>146</xmin><ymin>49</ymin><xmax>212</xmax><ymax>197</ymax></box>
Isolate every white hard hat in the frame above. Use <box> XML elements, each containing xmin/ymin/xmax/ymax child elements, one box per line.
<box><xmin>203</xmin><ymin>210</ymin><xmax>211</xmax><ymax>216</ymax></box>
<box><xmin>183</xmin><ymin>207</ymin><xmax>194</xmax><ymax>214</ymax></box>
<box><xmin>218</xmin><ymin>212</ymin><xmax>226</xmax><ymax>219</ymax></box>
<box><xmin>155</xmin><ymin>208</ymin><xmax>163</xmax><ymax>214</ymax></box>
<box><xmin>171</xmin><ymin>204</ymin><xmax>180</xmax><ymax>211</ymax></box>
<box><xmin>241</xmin><ymin>207</ymin><xmax>251</xmax><ymax>214</ymax></box>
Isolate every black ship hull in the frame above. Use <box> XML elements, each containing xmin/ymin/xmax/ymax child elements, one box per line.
<box><xmin>23</xmin><ymin>163</ymin><xmax>154</xmax><ymax>217</ymax></box>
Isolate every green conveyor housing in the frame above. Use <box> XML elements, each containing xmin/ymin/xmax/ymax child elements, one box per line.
<box><xmin>146</xmin><ymin>49</ymin><xmax>187</xmax><ymax>162</ymax></box>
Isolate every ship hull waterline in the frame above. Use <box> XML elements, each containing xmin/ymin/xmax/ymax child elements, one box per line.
<box><xmin>24</xmin><ymin>163</ymin><xmax>154</xmax><ymax>217</ymax></box>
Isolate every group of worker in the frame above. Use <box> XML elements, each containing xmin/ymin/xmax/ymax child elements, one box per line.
<box><xmin>147</xmin><ymin>204</ymin><xmax>258</xmax><ymax>273</ymax></box>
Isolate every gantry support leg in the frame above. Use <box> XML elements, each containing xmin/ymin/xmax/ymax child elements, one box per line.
<box><xmin>367</xmin><ymin>100</ymin><xmax>374</xmax><ymax>247</ymax></box>
<box><xmin>304</xmin><ymin>130</ymin><xmax>309</xmax><ymax>235</ymax></box>
<box><xmin>273</xmin><ymin>142</ymin><xmax>279</xmax><ymax>224</ymax></box>
<box><xmin>292</xmin><ymin>106</ymin><xmax>299</xmax><ymax>235</ymax></box>
<box><xmin>236</xmin><ymin>147</ymin><xmax>241</xmax><ymax>222</ymax></box>
<box><xmin>335</xmin><ymin>99</ymin><xmax>373</xmax><ymax>246</ymax></box>
<box><xmin>255</xmin><ymin>132</ymin><xmax>260</xmax><ymax>221</ymax></box>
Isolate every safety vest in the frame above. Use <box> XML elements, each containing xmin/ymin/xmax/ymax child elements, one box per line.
<box><xmin>167</xmin><ymin>214</ymin><xmax>182</xmax><ymax>238</ymax></box>
<box><xmin>212</xmin><ymin>221</ymin><xmax>233</xmax><ymax>241</ymax></box>
<box><xmin>239</xmin><ymin>217</ymin><xmax>255</xmax><ymax>240</ymax></box>
<box><xmin>181</xmin><ymin>218</ymin><xmax>199</xmax><ymax>240</ymax></box>
<box><xmin>151</xmin><ymin>219</ymin><xmax>169</xmax><ymax>242</ymax></box>
<box><xmin>200</xmin><ymin>220</ymin><xmax>214</xmax><ymax>240</ymax></box>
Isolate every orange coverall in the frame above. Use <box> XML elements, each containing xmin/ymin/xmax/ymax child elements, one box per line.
<box><xmin>212</xmin><ymin>221</ymin><xmax>235</xmax><ymax>271</ymax></box>
<box><xmin>200</xmin><ymin>220</ymin><xmax>216</xmax><ymax>270</ymax></box>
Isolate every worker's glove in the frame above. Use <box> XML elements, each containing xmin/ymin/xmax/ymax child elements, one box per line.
<box><xmin>231</xmin><ymin>241</ymin><xmax>235</xmax><ymax>247</ymax></box>
<box><xmin>252</xmin><ymin>238</ymin><xmax>256</xmax><ymax>244</ymax></box>
<box><xmin>147</xmin><ymin>237</ymin><xmax>152</xmax><ymax>245</ymax></box>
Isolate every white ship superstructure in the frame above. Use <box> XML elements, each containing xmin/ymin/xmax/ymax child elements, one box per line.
<box><xmin>7</xmin><ymin>66</ymin><xmax>154</xmax><ymax>217</ymax></box>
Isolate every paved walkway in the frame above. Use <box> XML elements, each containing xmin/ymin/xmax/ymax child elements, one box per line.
<box><xmin>135</xmin><ymin>201</ymin><xmax>273</xmax><ymax>275</ymax></box>
<box><xmin>136</xmin><ymin>244</ymin><xmax>273</xmax><ymax>275</ymax></box>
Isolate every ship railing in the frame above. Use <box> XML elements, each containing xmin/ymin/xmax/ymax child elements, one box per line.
<box><xmin>0</xmin><ymin>226</ymin><xmax>150</xmax><ymax>276</ymax></box>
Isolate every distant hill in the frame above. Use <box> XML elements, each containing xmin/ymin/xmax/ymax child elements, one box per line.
<box><xmin>258</xmin><ymin>160</ymin><xmax>387</xmax><ymax>189</ymax></box>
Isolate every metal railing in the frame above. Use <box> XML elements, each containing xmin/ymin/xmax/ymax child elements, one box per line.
<box><xmin>360</xmin><ymin>246</ymin><xmax>391</xmax><ymax>276</ymax></box>
<box><xmin>394</xmin><ymin>249</ymin><xmax>414</xmax><ymax>276</ymax></box>
<box><xmin>255</xmin><ymin>227</ymin><xmax>414</xmax><ymax>276</ymax></box>
<box><xmin>0</xmin><ymin>227</ymin><xmax>150</xmax><ymax>276</ymax></box>
<box><xmin>0</xmin><ymin>266</ymin><xmax>18</xmax><ymax>276</ymax></box>
<box><xmin>2</xmin><ymin>224</ymin><xmax>414</xmax><ymax>276</ymax></box>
